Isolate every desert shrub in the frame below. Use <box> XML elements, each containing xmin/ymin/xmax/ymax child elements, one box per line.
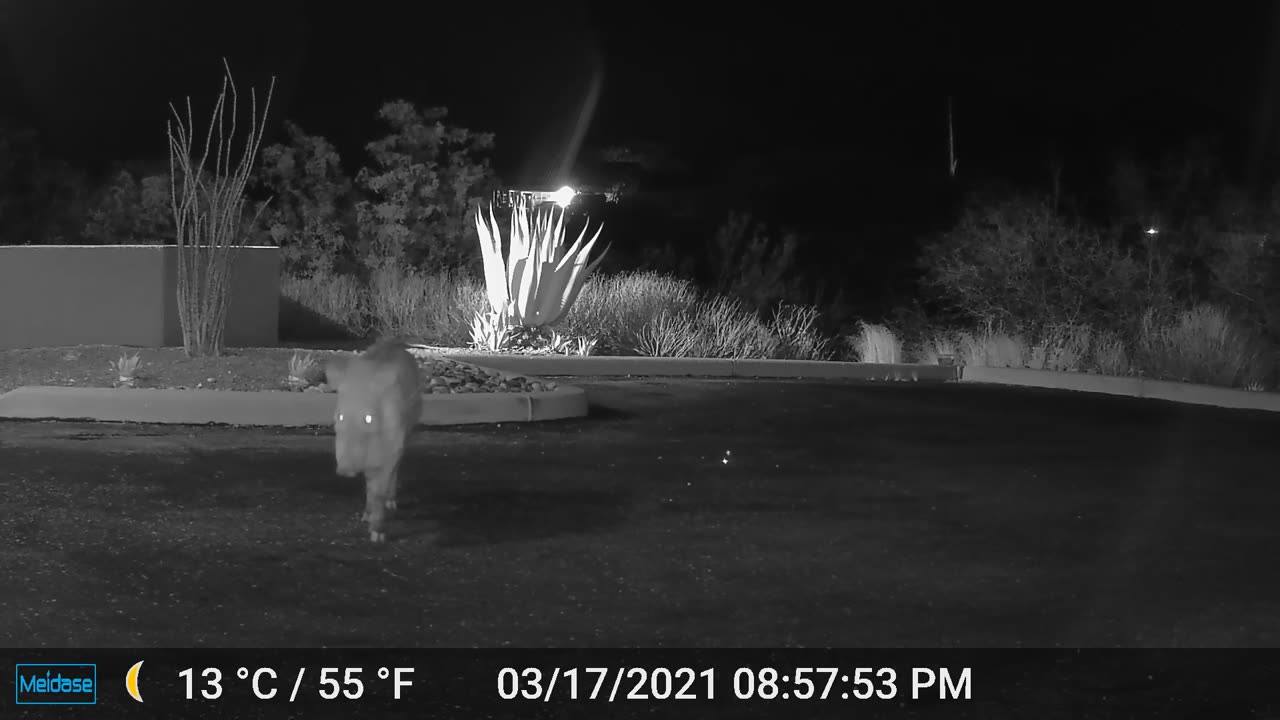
<box><xmin>767</xmin><ymin>303</ymin><xmax>833</xmax><ymax>360</ymax></box>
<box><xmin>631</xmin><ymin>297</ymin><xmax>775</xmax><ymax>359</ymax></box>
<box><xmin>1199</xmin><ymin>229</ymin><xmax>1280</xmax><ymax>346</ymax></box>
<box><xmin>1134</xmin><ymin>304</ymin><xmax>1269</xmax><ymax>388</ymax></box>
<box><xmin>82</xmin><ymin>163</ymin><xmax>254</xmax><ymax>247</ymax></box>
<box><xmin>915</xmin><ymin>332</ymin><xmax>960</xmax><ymax>365</ymax></box>
<box><xmin>684</xmin><ymin>296</ymin><xmax>780</xmax><ymax>359</ymax></box>
<box><xmin>574</xmin><ymin>272</ymin><xmax>827</xmax><ymax>359</ymax></box>
<box><xmin>633</xmin><ymin>310</ymin><xmax>700</xmax><ymax>357</ymax></box>
<box><xmin>844</xmin><ymin>322</ymin><xmax>902</xmax><ymax>363</ymax></box>
<box><xmin>252</xmin><ymin>121</ymin><xmax>355</xmax><ymax>277</ymax></box>
<box><xmin>1028</xmin><ymin>323</ymin><xmax>1094</xmax><ymax>372</ymax></box>
<box><xmin>955</xmin><ymin>324</ymin><xmax>1029</xmax><ymax>368</ymax></box>
<box><xmin>279</xmin><ymin>271</ymin><xmax>370</xmax><ymax>337</ymax></box>
<box><xmin>1091</xmin><ymin>328</ymin><xmax>1131</xmax><ymax>376</ymax></box>
<box><xmin>708</xmin><ymin>211</ymin><xmax>805</xmax><ymax>313</ymax></box>
<box><xmin>82</xmin><ymin>170</ymin><xmax>173</xmax><ymax>244</ymax></box>
<box><xmin>918</xmin><ymin>195</ymin><xmax>1168</xmax><ymax>336</ymax></box>
<box><xmin>634</xmin><ymin>237</ymin><xmax>698</xmax><ymax>280</ymax></box>
<box><xmin>365</xmin><ymin>265</ymin><xmax>486</xmax><ymax>344</ymax></box>
<box><xmin>355</xmin><ymin>101</ymin><xmax>499</xmax><ymax>273</ymax></box>
<box><xmin>558</xmin><ymin>271</ymin><xmax>702</xmax><ymax>355</ymax></box>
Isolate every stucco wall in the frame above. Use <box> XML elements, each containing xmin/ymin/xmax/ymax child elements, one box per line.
<box><xmin>0</xmin><ymin>245</ymin><xmax>280</xmax><ymax>349</ymax></box>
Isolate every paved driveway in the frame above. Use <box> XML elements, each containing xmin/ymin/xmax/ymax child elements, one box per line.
<box><xmin>1</xmin><ymin>378</ymin><xmax>1278</xmax><ymax>647</ymax></box>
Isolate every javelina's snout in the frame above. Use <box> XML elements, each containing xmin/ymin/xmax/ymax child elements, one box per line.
<box><xmin>333</xmin><ymin>427</ymin><xmax>371</xmax><ymax>477</ymax></box>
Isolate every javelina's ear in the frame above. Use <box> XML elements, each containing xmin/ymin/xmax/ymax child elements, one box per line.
<box><xmin>325</xmin><ymin>354</ymin><xmax>352</xmax><ymax>389</ymax></box>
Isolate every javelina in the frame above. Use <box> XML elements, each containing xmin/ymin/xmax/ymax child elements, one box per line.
<box><xmin>324</xmin><ymin>339</ymin><xmax>424</xmax><ymax>542</ymax></box>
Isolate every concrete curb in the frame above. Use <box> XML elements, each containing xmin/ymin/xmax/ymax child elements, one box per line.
<box><xmin>958</xmin><ymin>365</ymin><xmax>1280</xmax><ymax>413</ymax></box>
<box><xmin>0</xmin><ymin>353</ymin><xmax>590</xmax><ymax>427</ymax></box>
<box><xmin>436</xmin><ymin>354</ymin><xmax>963</xmax><ymax>381</ymax></box>
<box><xmin>452</xmin><ymin>354</ymin><xmax>1280</xmax><ymax>414</ymax></box>
<box><xmin>0</xmin><ymin>384</ymin><xmax>589</xmax><ymax>427</ymax></box>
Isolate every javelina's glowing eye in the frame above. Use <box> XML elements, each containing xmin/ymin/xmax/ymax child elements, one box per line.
<box><xmin>364</xmin><ymin>414</ymin><xmax>373</xmax><ymax>424</ymax></box>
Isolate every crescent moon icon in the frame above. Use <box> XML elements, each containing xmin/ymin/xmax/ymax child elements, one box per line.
<box><xmin>126</xmin><ymin>661</ymin><xmax>144</xmax><ymax>703</ymax></box>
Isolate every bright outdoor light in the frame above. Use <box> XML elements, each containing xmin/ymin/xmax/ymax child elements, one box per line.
<box><xmin>1145</xmin><ymin>227</ymin><xmax>1159</xmax><ymax>235</ymax></box>
<box><xmin>551</xmin><ymin>185</ymin><xmax>576</xmax><ymax>208</ymax></box>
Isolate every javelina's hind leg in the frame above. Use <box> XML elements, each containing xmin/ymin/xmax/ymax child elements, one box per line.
<box><xmin>365</xmin><ymin>468</ymin><xmax>392</xmax><ymax>543</ymax></box>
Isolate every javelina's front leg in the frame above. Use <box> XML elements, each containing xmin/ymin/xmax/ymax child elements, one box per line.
<box><xmin>385</xmin><ymin>457</ymin><xmax>402</xmax><ymax>511</ymax></box>
<box><xmin>364</xmin><ymin>467</ymin><xmax>393</xmax><ymax>543</ymax></box>
<box><xmin>360</xmin><ymin>471</ymin><xmax>374</xmax><ymax>522</ymax></box>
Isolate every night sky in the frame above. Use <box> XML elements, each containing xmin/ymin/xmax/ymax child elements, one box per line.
<box><xmin>3</xmin><ymin>2</ymin><xmax>1280</xmax><ymax>234</ymax></box>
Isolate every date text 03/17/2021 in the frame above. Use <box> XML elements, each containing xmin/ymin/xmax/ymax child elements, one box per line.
<box><xmin>496</xmin><ymin>666</ymin><xmax>974</xmax><ymax>703</ymax></box>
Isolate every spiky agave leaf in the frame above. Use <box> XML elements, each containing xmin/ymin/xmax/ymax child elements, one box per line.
<box><xmin>524</xmin><ymin>207</ymin><xmax>609</xmax><ymax>326</ymax></box>
<box><xmin>525</xmin><ymin>207</ymin><xmax>570</xmax><ymax>324</ymax></box>
<box><xmin>555</xmin><ymin>222</ymin><xmax>610</xmax><ymax>318</ymax></box>
<box><xmin>510</xmin><ymin>203</ymin><xmax>556</xmax><ymax>326</ymax></box>
<box><xmin>475</xmin><ymin>204</ymin><xmax>510</xmax><ymax>316</ymax></box>
<box><xmin>507</xmin><ymin>200</ymin><xmax>534</xmax><ymax>290</ymax></box>
<box><xmin>511</xmin><ymin>249</ymin><xmax>539</xmax><ymax>325</ymax></box>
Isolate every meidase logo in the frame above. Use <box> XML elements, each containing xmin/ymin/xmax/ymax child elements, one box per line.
<box><xmin>15</xmin><ymin>663</ymin><xmax>97</xmax><ymax>705</ymax></box>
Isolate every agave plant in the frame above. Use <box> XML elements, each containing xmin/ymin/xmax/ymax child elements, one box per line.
<box><xmin>474</xmin><ymin>196</ymin><xmax>609</xmax><ymax>332</ymax></box>
<box><xmin>113</xmin><ymin>351</ymin><xmax>142</xmax><ymax>388</ymax></box>
<box><xmin>547</xmin><ymin>330</ymin><xmax>573</xmax><ymax>355</ymax></box>
<box><xmin>287</xmin><ymin>350</ymin><xmax>319</xmax><ymax>390</ymax></box>
<box><xmin>468</xmin><ymin>309</ymin><xmax>516</xmax><ymax>352</ymax></box>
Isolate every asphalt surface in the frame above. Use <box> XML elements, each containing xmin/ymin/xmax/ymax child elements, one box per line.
<box><xmin>1</xmin><ymin>378</ymin><xmax>1279</xmax><ymax>648</ymax></box>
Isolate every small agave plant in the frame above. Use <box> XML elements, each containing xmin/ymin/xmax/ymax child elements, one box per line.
<box><xmin>468</xmin><ymin>308</ymin><xmax>516</xmax><ymax>352</ymax></box>
<box><xmin>545</xmin><ymin>331</ymin><xmax>597</xmax><ymax>356</ymax></box>
<box><xmin>287</xmin><ymin>350</ymin><xmax>319</xmax><ymax>390</ymax></box>
<box><xmin>113</xmin><ymin>351</ymin><xmax>142</xmax><ymax>388</ymax></box>
<box><xmin>547</xmin><ymin>330</ymin><xmax>573</xmax><ymax>355</ymax></box>
<box><xmin>474</xmin><ymin>195</ymin><xmax>610</xmax><ymax>338</ymax></box>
